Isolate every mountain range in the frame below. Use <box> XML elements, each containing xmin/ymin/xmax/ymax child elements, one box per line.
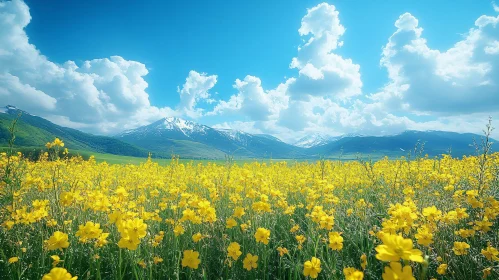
<box><xmin>0</xmin><ymin>105</ymin><xmax>494</xmax><ymax>159</ymax></box>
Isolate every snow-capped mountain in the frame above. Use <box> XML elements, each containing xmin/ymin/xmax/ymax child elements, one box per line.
<box><xmin>216</xmin><ymin>128</ymin><xmax>251</xmax><ymax>146</ymax></box>
<box><xmin>117</xmin><ymin>118</ymin><xmax>304</xmax><ymax>158</ymax></box>
<box><xmin>293</xmin><ymin>133</ymin><xmax>340</xmax><ymax>148</ymax></box>
<box><xmin>119</xmin><ymin>117</ymin><xmax>209</xmax><ymax>139</ymax></box>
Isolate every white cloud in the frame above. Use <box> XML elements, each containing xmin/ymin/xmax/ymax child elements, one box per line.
<box><xmin>1</xmin><ymin>0</ymin><xmax>498</xmax><ymax>142</ymax></box>
<box><xmin>209</xmin><ymin>75</ymin><xmax>290</xmax><ymax>121</ymax></box>
<box><xmin>374</xmin><ymin>12</ymin><xmax>499</xmax><ymax>115</ymax></box>
<box><xmin>0</xmin><ymin>0</ymin><xmax>174</xmax><ymax>134</ymax></box>
<box><xmin>210</xmin><ymin>2</ymin><xmax>363</xmax><ymax>135</ymax></box>
<box><xmin>493</xmin><ymin>2</ymin><xmax>499</xmax><ymax>12</ymax></box>
<box><xmin>0</xmin><ymin>73</ymin><xmax>57</xmax><ymax>112</ymax></box>
<box><xmin>177</xmin><ymin>70</ymin><xmax>217</xmax><ymax>118</ymax></box>
<box><xmin>287</xmin><ymin>3</ymin><xmax>362</xmax><ymax>101</ymax></box>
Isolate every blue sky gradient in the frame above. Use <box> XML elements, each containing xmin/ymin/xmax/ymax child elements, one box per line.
<box><xmin>1</xmin><ymin>0</ymin><xmax>499</xmax><ymax>141</ymax></box>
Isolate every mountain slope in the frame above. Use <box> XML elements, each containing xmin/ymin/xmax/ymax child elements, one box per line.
<box><xmin>309</xmin><ymin>130</ymin><xmax>492</xmax><ymax>157</ymax></box>
<box><xmin>0</xmin><ymin>106</ymin><xmax>147</xmax><ymax>157</ymax></box>
<box><xmin>216</xmin><ymin>129</ymin><xmax>306</xmax><ymax>158</ymax></box>
<box><xmin>117</xmin><ymin>118</ymin><xmax>246</xmax><ymax>157</ymax></box>
<box><xmin>293</xmin><ymin>133</ymin><xmax>340</xmax><ymax>148</ymax></box>
<box><xmin>117</xmin><ymin>118</ymin><xmax>306</xmax><ymax>158</ymax></box>
<box><xmin>1</xmin><ymin>106</ymin><xmax>492</xmax><ymax>160</ymax></box>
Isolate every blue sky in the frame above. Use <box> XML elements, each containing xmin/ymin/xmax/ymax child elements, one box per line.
<box><xmin>2</xmin><ymin>0</ymin><xmax>499</xmax><ymax>141</ymax></box>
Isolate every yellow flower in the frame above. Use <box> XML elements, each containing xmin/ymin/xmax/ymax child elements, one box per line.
<box><xmin>328</xmin><ymin>231</ymin><xmax>344</xmax><ymax>251</ymax></box>
<box><xmin>290</xmin><ymin>224</ymin><xmax>300</xmax><ymax>233</ymax></box>
<box><xmin>226</xmin><ymin>218</ymin><xmax>238</xmax><ymax>229</ymax></box>
<box><xmin>243</xmin><ymin>253</ymin><xmax>258</xmax><ymax>271</ymax></box>
<box><xmin>453</xmin><ymin>242</ymin><xmax>470</xmax><ymax>256</ymax></box>
<box><xmin>192</xmin><ymin>232</ymin><xmax>204</xmax><ymax>243</ymax></box>
<box><xmin>474</xmin><ymin>218</ymin><xmax>493</xmax><ymax>232</ymax></box>
<box><xmin>153</xmin><ymin>256</ymin><xmax>163</xmax><ymax>264</ymax></box>
<box><xmin>347</xmin><ymin>208</ymin><xmax>354</xmax><ymax>216</ymax></box>
<box><xmin>42</xmin><ymin>267</ymin><xmax>77</xmax><ymax>280</ymax></box>
<box><xmin>2</xmin><ymin>220</ymin><xmax>15</xmax><ymax>230</ymax></box>
<box><xmin>382</xmin><ymin>262</ymin><xmax>415</xmax><ymax>280</ymax></box>
<box><xmin>47</xmin><ymin>219</ymin><xmax>58</xmax><ymax>227</ymax></box>
<box><xmin>51</xmin><ymin>255</ymin><xmax>62</xmax><ymax>267</ymax></box>
<box><xmin>95</xmin><ymin>233</ymin><xmax>110</xmax><ymax>248</ymax></box>
<box><xmin>422</xmin><ymin>206</ymin><xmax>442</xmax><ymax>222</ymax></box>
<box><xmin>481</xmin><ymin>245</ymin><xmax>499</xmax><ymax>261</ymax></box>
<box><xmin>46</xmin><ymin>231</ymin><xmax>70</xmax><ymax>251</ymax></box>
<box><xmin>125</xmin><ymin>218</ymin><xmax>147</xmax><ymax>239</ymax></box>
<box><xmin>182</xmin><ymin>250</ymin><xmax>201</xmax><ymax>269</ymax></box>
<box><xmin>53</xmin><ymin>138</ymin><xmax>64</xmax><ymax>147</ymax></box>
<box><xmin>233</xmin><ymin>207</ymin><xmax>245</xmax><ymax>218</ymax></box>
<box><xmin>254</xmin><ymin>227</ymin><xmax>270</xmax><ymax>245</ymax></box>
<box><xmin>375</xmin><ymin>234</ymin><xmax>423</xmax><ymax>263</ymax></box>
<box><xmin>174</xmin><ymin>225</ymin><xmax>185</xmax><ymax>237</ymax></box>
<box><xmin>8</xmin><ymin>257</ymin><xmax>19</xmax><ymax>264</ymax></box>
<box><xmin>344</xmin><ymin>267</ymin><xmax>364</xmax><ymax>280</ymax></box>
<box><xmin>296</xmin><ymin>235</ymin><xmax>306</xmax><ymax>244</ymax></box>
<box><xmin>227</xmin><ymin>242</ymin><xmax>242</xmax><ymax>261</ymax></box>
<box><xmin>415</xmin><ymin>226</ymin><xmax>433</xmax><ymax>247</ymax></box>
<box><xmin>137</xmin><ymin>260</ymin><xmax>146</xmax><ymax>268</ymax></box>
<box><xmin>75</xmin><ymin>221</ymin><xmax>103</xmax><ymax>243</ymax></box>
<box><xmin>437</xmin><ymin>264</ymin><xmax>447</xmax><ymax>275</ymax></box>
<box><xmin>360</xmin><ymin>254</ymin><xmax>367</xmax><ymax>270</ymax></box>
<box><xmin>483</xmin><ymin>267</ymin><xmax>492</xmax><ymax>279</ymax></box>
<box><xmin>240</xmin><ymin>223</ymin><xmax>250</xmax><ymax>232</ymax></box>
<box><xmin>117</xmin><ymin>236</ymin><xmax>140</xmax><ymax>250</ymax></box>
<box><xmin>303</xmin><ymin>257</ymin><xmax>321</xmax><ymax>279</ymax></box>
<box><xmin>277</xmin><ymin>247</ymin><xmax>289</xmax><ymax>257</ymax></box>
<box><xmin>455</xmin><ymin>228</ymin><xmax>476</xmax><ymax>238</ymax></box>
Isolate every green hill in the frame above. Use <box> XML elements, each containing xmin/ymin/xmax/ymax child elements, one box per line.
<box><xmin>0</xmin><ymin>107</ymin><xmax>147</xmax><ymax>157</ymax></box>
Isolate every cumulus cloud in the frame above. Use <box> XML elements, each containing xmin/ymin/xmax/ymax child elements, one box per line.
<box><xmin>373</xmin><ymin>12</ymin><xmax>499</xmax><ymax>115</ymax></box>
<box><xmin>0</xmin><ymin>0</ymin><xmax>175</xmax><ymax>134</ymax></box>
<box><xmin>216</xmin><ymin>4</ymin><xmax>499</xmax><ymax>140</ymax></box>
<box><xmin>209</xmin><ymin>75</ymin><xmax>290</xmax><ymax>121</ymax></box>
<box><xmin>1</xmin><ymin>0</ymin><xmax>498</xmax><ymax>141</ymax></box>
<box><xmin>287</xmin><ymin>3</ymin><xmax>362</xmax><ymax>101</ymax></box>
<box><xmin>210</xmin><ymin>2</ymin><xmax>364</xmax><ymax>136</ymax></box>
<box><xmin>177</xmin><ymin>70</ymin><xmax>217</xmax><ymax>118</ymax></box>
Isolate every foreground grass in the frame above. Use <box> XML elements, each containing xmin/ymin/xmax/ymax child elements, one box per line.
<box><xmin>1</xmin><ymin>139</ymin><xmax>498</xmax><ymax>279</ymax></box>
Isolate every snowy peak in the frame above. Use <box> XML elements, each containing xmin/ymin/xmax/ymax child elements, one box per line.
<box><xmin>119</xmin><ymin>117</ymin><xmax>209</xmax><ymax>138</ymax></box>
<box><xmin>293</xmin><ymin>133</ymin><xmax>339</xmax><ymax>148</ymax></box>
<box><xmin>217</xmin><ymin>128</ymin><xmax>251</xmax><ymax>139</ymax></box>
<box><xmin>159</xmin><ymin>117</ymin><xmax>208</xmax><ymax>135</ymax></box>
<box><xmin>216</xmin><ymin>128</ymin><xmax>253</xmax><ymax>146</ymax></box>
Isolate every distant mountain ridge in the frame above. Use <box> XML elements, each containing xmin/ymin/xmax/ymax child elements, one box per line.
<box><xmin>117</xmin><ymin>117</ymin><xmax>304</xmax><ymax>158</ymax></box>
<box><xmin>293</xmin><ymin>133</ymin><xmax>340</xmax><ymax>148</ymax></box>
<box><xmin>307</xmin><ymin>130</ymin><xmax>487</xmax><ymax>158</ymax></box>
<box><xmin>117</xmin><ymin>116</ymin><xmax>494</xmax><ymax>158</ymax></box>
<box><xmin>1</xmin><ymin>105</ymin><xmax>495</xmax><ymax>159</ymax></box>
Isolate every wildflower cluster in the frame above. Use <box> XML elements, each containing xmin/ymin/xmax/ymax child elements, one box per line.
<box><xmin>0</xmin><ymin>139</ymin><xmax>498</xmax><ymax>279</ymax></box>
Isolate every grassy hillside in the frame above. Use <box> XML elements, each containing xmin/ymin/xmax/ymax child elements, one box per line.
<box><xmin>118</xmin><ymin>137</ymin><xmax>228</xmax><ymax>159</ymax></box>
<box><xmin>0</xmin><ymin>110</ymin><xmax>148</xmax><ymax>157</ymax></box>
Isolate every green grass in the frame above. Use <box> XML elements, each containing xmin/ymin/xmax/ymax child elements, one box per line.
<box><xmin>1</xmin><ymin>146</ymin><xmax>408</xmax><ymax>166</ymax></box>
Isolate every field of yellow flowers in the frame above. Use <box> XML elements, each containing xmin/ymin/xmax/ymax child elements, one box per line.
<box><xmin>1</xmin><ymin>138</ymin><xmax>498</xmax><ymax>279</ymax></box>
